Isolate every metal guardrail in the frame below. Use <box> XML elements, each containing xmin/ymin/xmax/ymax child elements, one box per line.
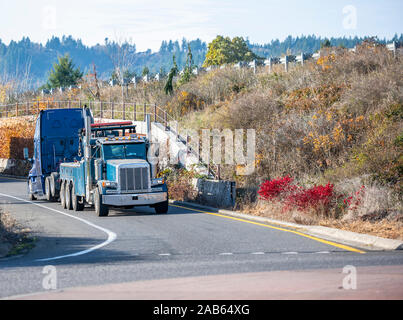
<box><xmin>0</xmin><ymin>100</ymin><xmax>176</xmax><ymax>127</ymax></box>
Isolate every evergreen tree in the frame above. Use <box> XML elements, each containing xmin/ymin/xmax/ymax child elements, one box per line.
<box><xmin>46</xmin><ymin>54</ymin><xmax>82</xmax><ymax>89</ymax></box>
<box><xmin>178</xmin><ymin>43</ymin><xmax>194</xmax><ymax>86</ymax></box>
<box><xmin>164</xmin><ymin>55</ymin><xmax>178</xmax><ymax>95</ymax></box>
<box><xmin>142</xmin><ymin>66</ymin><xmax>150</xmax><ymax>77</ymax></box>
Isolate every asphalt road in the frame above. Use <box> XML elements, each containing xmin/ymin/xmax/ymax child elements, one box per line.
<box><xmin>1</xmin><ymin>176</ymin><xmax>403</xmax><ymax>299</ymax></box>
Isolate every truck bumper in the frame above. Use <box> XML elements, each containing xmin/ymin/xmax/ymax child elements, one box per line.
<box><xmin>102</xmin><ymin>192</ymin><xmax>168</xmax><ymax>207</ymax></box>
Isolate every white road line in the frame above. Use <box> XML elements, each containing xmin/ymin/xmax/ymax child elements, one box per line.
<box><xmin>219</xmin><ymin>253</ymin><xmax>233</xmax><ymax>256</ymax></box>
<box><xmin>0</xmin><ymin>192</ymin><xmax>117</xmax><ymax>262</ymax></box>
<box><xmin>251</xmin><ymin>252</ymin><xmax>265</xmax><ymax>255</ymax></box>
<box><xmin>282</xmin><ymin>252</ymin><xmax>298</xmax><ymax>255</ymax></box>
<box><xmin>158</xmin><ymin>253</ymin><xmax>171</xmax><ymax>256</ymax></box>
<box><xmin>314</xmin><ymin>251</ymin><xmax>330</xmax><ymax>254</ymax></box>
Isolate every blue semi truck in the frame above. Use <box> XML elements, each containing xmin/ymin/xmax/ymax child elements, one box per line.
<box><xmin>28</xmin><ymin>107</ymin><xmax>168</xmax><ymax>216</ymax></box>
<box><xmin>27</xmin><ymin>108</ymin><xmax>85</xmax><ymax>201</ymax></box>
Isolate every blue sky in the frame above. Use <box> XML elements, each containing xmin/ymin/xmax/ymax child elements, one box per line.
<box><xmin>0</xmin><ymin>0</ymin><xmax>402</xmax><ymax>51</ymax></box>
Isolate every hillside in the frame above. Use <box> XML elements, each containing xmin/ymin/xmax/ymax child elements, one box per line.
<box><xmin>167</xmin><ymin>42</ymin><xmax>403</xmax><ymax>238</ymax></box>
<box><xmin>1</xmin><ymin>34</ymin><xmax>402</xmax><ymax>90</ymax></box>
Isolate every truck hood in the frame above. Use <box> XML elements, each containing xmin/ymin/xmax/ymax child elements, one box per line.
<box><xmin>105</xmin><ymin>159</ymin><xmax>149</xmax><ymax>182</ymax></box>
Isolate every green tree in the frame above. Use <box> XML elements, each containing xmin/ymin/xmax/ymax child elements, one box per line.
<box><xmin>321</xmin><ymin>39</ymin><xmax>332</xmax><ymax>48</ymax></box>
<box><xmin>46</xmin><ymin>54</ymin><xmax>82</xmax><ymax>89</ymax></box>
<box><xmin>164</xmin><ymin>55</ymin><xmax>178</xmax><ymax>95</ymax></box>
<box><xmin>203</xmin><ymin>36</ymin><xmax>260</xmax><ymax>67</ymax></box>
<box><xmin>142</xmin><ymin>66</ymin><xmax>150</xmax><ymax>77</ymax></box>
<box><xmin>178</xmin><ymin>43</ymin><xmax>194</xmax><ymax>86</ymax></box>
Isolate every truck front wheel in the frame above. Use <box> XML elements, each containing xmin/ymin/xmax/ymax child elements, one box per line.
<box><xmin>94</xmin><ymin>188</ymin><xmax>109</xmax><ymax>217</ymax></box>
<box><xmin>154</xmin><ymin>200</ymin><xmax>169</xmax><ymax>214</ymax></box>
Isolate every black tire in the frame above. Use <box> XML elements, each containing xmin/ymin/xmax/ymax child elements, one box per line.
<box><xmin>72</xmin><ymin>185</ymin><xmax>84</xmax><ymax>212</ymax></box>
<box><xmin>50</xmin><ymin>174</ymin><xmax>58</xmax><ymax>199</ymax></box>
<box><xmin>94</xmin><ymin>188</ymin><xmax>109</xmax><ymax>217</ymax></box>
<box><xmin>154</xmin><ymin>200</ymin><xmax>169</xmax><ymax>214</ymax></box>
<box><xmin>45</xmin><ymin>176</ymin><xmax>54</xmax><ymax>201</ymax></box>
<box><xmin>28</xmin><ymin>179</ymin><xmax>36</xmax><ymax>201</ymax></box>
<box><xmin>65</xmin><ymin>181</ymin><xmax>73</xmax><ymax>210</ymax></box>
<box><xmin>60</xmin><ymin>180</ymin><xmax>66</xmax><ymax>209</ymax></box>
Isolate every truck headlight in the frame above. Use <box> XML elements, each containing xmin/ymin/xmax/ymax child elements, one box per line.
<box><xmin>152</xmin><ymin>178</ymin><xmax>165</xmax><ymax>186</ymax></box>
<box><xmin>102</xmin><ymin>181</ymin><xmax>118</xmax><ymax>189</ymax></box>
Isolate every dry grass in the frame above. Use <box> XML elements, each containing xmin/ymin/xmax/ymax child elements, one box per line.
<box><xmin>0</xmin><ymin>209</ymin><xmax>33</xmax><ymax>257</ymax></box>
<box><xmin>242</xmin><ymin>199</ymin><xmax>403</xmax><ymax>240</ymax></box>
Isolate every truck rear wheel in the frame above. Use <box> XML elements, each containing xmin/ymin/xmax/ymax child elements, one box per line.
<box><xmin>72</xmin><ymin>185</ymin><xmax>84</xmax><ymax>212</ymax></box>
<box><xmin>45</xmin><ymin>177</ymin><xmax>54</xmax><ymax>202</ymax></box>
<box><xmin>60</xmin><ymin>180</ymin><xmax>66</xmax><ymax>208</ymax></box>
<box><xmin>50</xmin><ymin>174</ymin><xmax>58</xmax><ymax>199</ymax></box>
<box><xmin>154</xmin><ymin>200</ymin><xmax>169</xmax><ymax>214</ymax></box>
<box><xmin>28</xmin><ymin>179</ymin><xmax>36</xmax><ymax>201</ymax></box>
<box><xmin>94</xmin><ymin>188</ymin><xmax>109</xmax><ymax>217</ymax></box>
<box><xmin>65</xmin><ymin>181</ymin><xmax>73</xmax><ymax>210</ymax></box>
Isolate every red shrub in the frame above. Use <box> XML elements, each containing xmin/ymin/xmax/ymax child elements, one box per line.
<box><xmin>285</xmin><ymin>183</ymin><xmax>334</xmax><ymax>211</ymax></box>
<box><xmin>258</xmin><ymin>176</ymin><xmax>294</xmax><ymax>201</ymax></box>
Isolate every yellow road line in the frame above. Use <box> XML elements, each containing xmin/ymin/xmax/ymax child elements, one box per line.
<box><xmin>170</xmin><ymin>204</ymin><xmax>365</xmax><ymax>254</ymax></box>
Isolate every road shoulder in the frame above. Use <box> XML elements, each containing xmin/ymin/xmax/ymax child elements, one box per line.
<box><xmin>170</xmin><ymin>200</ymin><xmax>403</xmax><ymax>251</ymax></box>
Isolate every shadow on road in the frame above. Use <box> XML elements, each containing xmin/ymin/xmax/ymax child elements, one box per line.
<box><xmin>0</xmin><ymin>234</ymin><xmax>154</xmax><ymax>269</ymax></box>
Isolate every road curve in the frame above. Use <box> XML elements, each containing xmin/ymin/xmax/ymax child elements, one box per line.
<box><xmin>1</xmin><ymin>176</ymin><xmax>403</xmax><ymax>299</ymax></box>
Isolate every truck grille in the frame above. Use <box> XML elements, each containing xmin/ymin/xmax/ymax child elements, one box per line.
<box><xmin>119</xmin><ymin>167</ymin><xmax>149</xmax><ymax>193</ymax></box>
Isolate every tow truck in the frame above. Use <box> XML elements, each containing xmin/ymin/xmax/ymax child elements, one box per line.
<box><xmin>58</xmin><ymin>107</ymin><xmax>168</xmax><ymax>216</ymax></box>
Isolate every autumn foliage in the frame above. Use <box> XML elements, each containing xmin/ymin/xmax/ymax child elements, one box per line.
<box><xmin>0</xmin><ymin>118</ymin><xmax>35</xmax><ymax>159</ymax></box>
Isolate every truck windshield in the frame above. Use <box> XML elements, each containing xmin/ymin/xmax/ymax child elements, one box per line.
<box><xmin>103</xmin><ymin>143</ymin><xmax>146</xmax><ymax>160</ymax></box>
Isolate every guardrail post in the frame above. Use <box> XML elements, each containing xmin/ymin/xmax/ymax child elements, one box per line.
<box><xmin>164</xmin><ymin>111</ymin><xmax>167</xmax><ymax>130</ymax></box>
<box><xmin>154</xmin><ymin>103</ymin><xmax>157</xmax><ymax>122</ymax></box>
<box><xmin>16</xmin><ymin>103</ymin><xmax>19</xmax><ymax>117</ymax></box>
<box><xmin>133</xmin><ymin>102</ymin><xmax>137</xmax><ymax>121</ymax></box>
<box><xmin>100</xmin><ymin>101</ymin><xmax>103</xmax><ymax>118</ymax></box>
<box><xmin>111</xmin><ymin>101</ymin><xmax>115</xmax><ymax>119</ymax></box>
<box><xmin>143</xmin><ymin>103</ymin><xmax>147</xmax><ymax>122</ymax></box>
<box><xmin>123</xmin><ymin>102</ymin><xmax>126</xmax><ymax>120</ymax></box>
